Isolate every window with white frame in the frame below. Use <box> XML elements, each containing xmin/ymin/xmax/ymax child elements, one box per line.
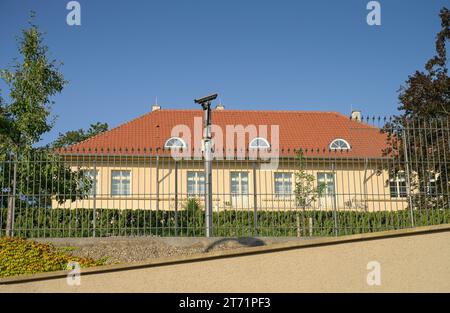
<box><xmin>249</xmin><ymin>137</ymin><xmax>270</xmax><ymax>149</ymax></box>
<box><xmin>164</xmin><ymin>137</ymin><xmax>186</xmax><ymax>149</ymax></box>
<box><xmin>111</xmin><ymin>170</ymin><xmax>131</xmax><ymax>196</ymax></box>
<box><xmin>85</xmin><ymin>169</ymin><xmax>99</xmax><ymax>196</ymax></box>
<box><xmin>389</xmin><ymin>172</ymin><xmax>407</xmax><ymax>198</ymax></box>
<box><xmin>274</xmin><ymin>172</ymin><xmax>292</xmax><ymax>197</ymax></box>
<box><xmin>187</xmin><ymin>171</ymin><xmax>205</xmax><ymax>196</ymax></box>
<box><xmin>230</xmin><ymin>172</ymin><xmax>249</xmax><ymax>195</ymax></box>
<box><xmin>317</xmin><ymin>173</ymin><xmax>336</xmax><ymax>195</ymax></box>
<box><xmin>329</xmin><ymin>138</ymin><xmax>351</xmax><ymax>150</ymax></box>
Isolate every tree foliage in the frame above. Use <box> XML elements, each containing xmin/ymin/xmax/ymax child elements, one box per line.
<box><xmin>293</xmin><ymin>151</ymin><xmax>325</xmax><ymax>236</ymax></box>
<box><xmin>0</xmin><ymin>15</ymin><xmax>92</xmax><ymax>207</ymax></box>
<box><xmin>52</xmin><ymin>122</ymin><xmax>108</xmax><ymax>148</ymax></box>
<box><xmin>397</xmin><ymin>8</ymin><xmax>449</xmax><ymax>118</ymax></box>
<box><xmin>294</xmin><ymin>151</ymin><xmax>325</xmax><ymax>210</ymax></box>
<box><xmin>383</xmin><ymin>7</ymin><xmax>450</xmax><ymax>210</ymax></box>
<box><xmin>0</xmin><ymin>16</ymin><xmax>66</xmax><ymax>153</ymax></box>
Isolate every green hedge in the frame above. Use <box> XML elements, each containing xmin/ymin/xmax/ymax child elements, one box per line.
<box><xmin>1</xmin><ymin>206</ymin><xmax>449</xmax><ymax>238</ymax></box>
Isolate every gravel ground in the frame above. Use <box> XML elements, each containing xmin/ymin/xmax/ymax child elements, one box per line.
<box><xmin>35</xmin><ymin>237</ymin><xmax>303</xmax><ymax>264</ymax></box>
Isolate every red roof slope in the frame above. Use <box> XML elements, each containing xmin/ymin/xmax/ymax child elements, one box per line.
<box><xmin>58</xmin><ymin>109</ymin><xmax>387</xmax><ymax>158</ymax></box>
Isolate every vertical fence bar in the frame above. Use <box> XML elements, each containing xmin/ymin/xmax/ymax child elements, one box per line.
<box><xmin>402</xmin><ymin>128</ymin><xmax>415</xmax><ymax>227</ymax></box>
<box><xmin>92</xmin><ymin>159</ymin><xmax>97</xmax><ymax>237</ymax></box>
<box><xmin>155</xmin><ymin>154</ymin><xmax>159</xmax><ymax>235</ymax></box>
<box><xmin>6</xmin><ymin>155</ymin><xmax>17</xmax><ymax>237</ymax></box>
<box><xmin>331</xmin><ymin>162</ymin><xmax>338</xmax><ymax>236</ymax></box>
<box><xmin>174</xmin><ymin>160</ymin><xmax>178</xmax><ymax>236</ymax></box>
<box><xmin>253</xmin><ymin>161</ymin><xmax>258</xmax><ymax>236</ymax></box>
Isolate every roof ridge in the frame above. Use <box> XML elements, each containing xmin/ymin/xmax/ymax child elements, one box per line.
<box><xmin>149</xmin><ymin>109</ymin><xmax>346</xmax><ymax>114</ymax></box>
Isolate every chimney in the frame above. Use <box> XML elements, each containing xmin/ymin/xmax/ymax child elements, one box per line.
<box><xmin>215</xmin><ymin>103</ymin><xmax>224</xmax><ymax>111</ymax></box>
<box><xmin>351</xmin><ymin>109</ymin><xmax>361</xmax><ymax>121</ymax></box>
<box><xmin>152</xmin><ymin>97</ymin><xmax>161</xmax><ymax>112</ymax></box>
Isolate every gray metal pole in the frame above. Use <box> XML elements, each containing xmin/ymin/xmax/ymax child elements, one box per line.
<box><xmin>204</xmin><ymin>106</ymin><xmax>213</xmax><ymax>237</ymax></box>
<box><xmin>194</xmin><ymin>93</ymin><xmax>218</xmax><ymax>238</ymax></box>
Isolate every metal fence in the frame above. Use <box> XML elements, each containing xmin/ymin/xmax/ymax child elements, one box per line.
<box><xmin>1</xmin><ymin>116</ymin><xmax>449</xmax><ymax>237</ymax></box>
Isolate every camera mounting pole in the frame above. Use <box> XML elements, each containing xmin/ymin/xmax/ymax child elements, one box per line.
<box><xmin>194</xmin><ymin>93</ymin><xmax>218</xmax><ymax>237</ymax></box>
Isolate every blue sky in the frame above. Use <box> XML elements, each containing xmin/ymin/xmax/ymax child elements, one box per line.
<box><xmin>0</xmin><ymin>0</ymin><xmax>448</xmax><ymax>145</ymax></box>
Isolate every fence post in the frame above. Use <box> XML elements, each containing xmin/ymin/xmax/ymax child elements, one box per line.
<box><xmin>156</xmin><ymin>155</ymin><xmax>160</xmax><ymax>236</ymax></box>
<box><xmin>156</xmin><ymin>156</ymin><xmax>160</xmax><ymax>211</ymax></box>
<box><xmin>92</xmin><ymin>159</ymin><xmax>97</xmax><ymax>237</ymax></box>
<box><xmin>174</xmin><ymin>160</ymin><xmax>178</xmax><ymax>236</ymax></box>
<box><xmin>331</xmin><ymin>163</ymin><xmax>338</xmax><ymax>237</ymax></box>
<box><xmin>6</xmin><ymin>156</ymin><xmax>17</xmax><ymax>237</ymax></box>
<box><xmin>402</xmin><ymin>129</ymin><xmax>415</xmax><ymax>227</ymax></box>
<box><xmin>253</xmin><ymin>161</ymin><xmax>258</xmax><ymax>235</ymax></box>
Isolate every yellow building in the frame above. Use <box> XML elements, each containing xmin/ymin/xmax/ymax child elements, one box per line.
<box><xmin>55</xmin><ymin>108</ymin><xmax>408</xmax><ymax>212</ymax></box>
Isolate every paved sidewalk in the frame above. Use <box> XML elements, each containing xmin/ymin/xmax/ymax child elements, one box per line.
<box><xmin>1</xmin><ymin>228</ymin><xmax>450</xmax><ymax>292</ymax></box>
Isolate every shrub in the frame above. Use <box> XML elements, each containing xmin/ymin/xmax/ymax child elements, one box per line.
<box><xmin>0</xmin><ymin>237</ymin><xmax>104</xmax><ymax>277</ymax></box>
<box><xmin>1</xmin><ymin>206</ymin><xmax>449</xmax><ymax>238</ymax></box>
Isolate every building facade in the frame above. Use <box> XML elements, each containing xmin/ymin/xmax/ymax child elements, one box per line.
<box><xmin>54</xmin><ymin>108</ymin><xmax>408</xmax><ymax>212</ymax></box>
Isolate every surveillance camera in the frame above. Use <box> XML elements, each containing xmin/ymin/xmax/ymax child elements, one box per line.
<box><xmin>194</xmin><ymin>93</ymin><xmax>218</xmax><ymax>105</ymax></box>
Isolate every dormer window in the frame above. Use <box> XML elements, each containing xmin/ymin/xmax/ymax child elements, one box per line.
<box><xmin>329</xmin><ymin>138</ymin><xmax>350</xmax><ymax>150</ymax></box>
<box><xmin>164</xmin><ymin>137</ymin><xmax>187</xmax><ymax>149</ymax></box>
<box><xmin>249</xmin><ymin>137</ymin><xmax>270</xmax><ymax>149</ymax></box>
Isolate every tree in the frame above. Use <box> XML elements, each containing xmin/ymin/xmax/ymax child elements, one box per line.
<box><xmin>383</xmin><ymin>8</ymin><xmax>450</xmax><ymax>212</ymax></box>
<box><xmin>52</xmin><ymin>122</ymin><xmax>108</xmax><ymax>148</ymax></box>
<box><xmin>0</xmin><ymin>15</ymin><xmax>66</xmax><ymax>153</ymax></box>
<box><xmin>0</xmin><ymin>15</ymin><xmax>93</xmax><ymax>234</ymax></box>
<box><xmin>294</xmin><ymin>151</ymin><xmax>325</xmax><ymax>236</ymax></box>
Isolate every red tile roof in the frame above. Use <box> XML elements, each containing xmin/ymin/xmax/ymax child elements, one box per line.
<box><xmin>57</xmin><ymin>109</ymin><xmax>388</xmax><ymax>158</ymax></box>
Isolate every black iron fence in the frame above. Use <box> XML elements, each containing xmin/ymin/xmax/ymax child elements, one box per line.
<box><xmin>1</xmin><ymin>116</ymin><xmax>449</xmax><ymax>237</ymax></box>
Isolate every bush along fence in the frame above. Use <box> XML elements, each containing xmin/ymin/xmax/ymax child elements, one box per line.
<box><xmin>1</xmin><ymin>116</ymin><xmax>449</xmax><ymax>238</ymax></box>
<box><xmin>1</xmin><ymin>200</ymin><xmax>450</xmax><ymax>238</ymax></box>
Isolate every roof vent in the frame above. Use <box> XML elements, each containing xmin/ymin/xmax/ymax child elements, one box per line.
<box><xmin>351</xmin><ymin>109</ymin><xmax>361</xmax><ymax>121</ymax></box>
<box><xmin>152</xmin><ymin>97</ymin><xmax>161</xmax><ymax>112</ymax></box>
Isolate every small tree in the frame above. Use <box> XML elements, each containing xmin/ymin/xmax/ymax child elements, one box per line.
<box><xmin>294</xmin><ymin>151</ymin><xmax>325</xmax><ymax>236</ymax></box>
<box><xmin>0</xmin><ymin>15</ymin><xmax>93</xmax><ymax>234</ymax></box>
